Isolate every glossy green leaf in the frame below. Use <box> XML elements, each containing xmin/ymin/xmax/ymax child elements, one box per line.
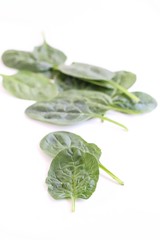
<box><xmin>25</xmin><ymin>90</ymin><xmax>127</xmax><ymax>130</ymax></box>
<box><xmin>112</xmin><ymin>91</ymin><xmax>158</xmax><ymax>114</ymax></box>
<box><xmin>57</xmin><ymin>63</ymin><xmax>139</xmax><ymax>102</ymax></box>
<box><xmin>2</xmin><ymin>41</ymin><xmax>67</xmax><ymax>72</ymax></box>
<box><xmin>40</xmin><ymin>131</ymin><xmax>124</xmax><ymax>185</ymax></box>
<box><xmin>46</xmin><ymin>147</ymin><xmax>99</xmax><ymax>211</ymax></box>
<box><xmin>2</xmin><ymin>71</ymin><xmax>58</xmax><ymax>101</ymax></box>
<box><xmin>40</xmin><ymin>131</ymin><xmax>101</xmax><ymax>159</ymax></box>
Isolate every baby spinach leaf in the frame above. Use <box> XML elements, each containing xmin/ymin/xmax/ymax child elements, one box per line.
<box><xmin>1</xmin><ymin>71</ymin><xmax>58</xmax><ymax>101</ymax></box>
<box><xmin>112</xmin><ymin>91</ymin><xmax>158</xmax><ymax>114</ymax></box>
<box><xmin>57</xmin><ymin>62</ymin><xmax>139</xmax><ymax>102</ymax></box>
<box><xmin>33</xmin><ymin>41</ymin><xmax>67</xmax><ymax>67</ymax></box>
<box><xmin>59</xmin><ymin>89</ymin><xmax>112</xmax><ymax>105</ymax></box>
<box><xmin>1</xmin><ymin>50</ymin><xmax>47</xmax><ymax>72</ymax></box>
<box><xmin>57</xmin><ymin>62</ymin><xmax>115</xmax><ymax>80</ymax></box>
<box><xmin>40</xmin><ymin>131</ymin><xmax>124</xmax><ymax>185</ymax></box>
<box><xmin>2</xmin><ymin>41</ymin><xmax>67</xmax><ymax>72</ymax></box>
<box><xmin>112</xmin><ymin>71</ymin><xmax>136</xmax><ymax>90</ymax></box>
<box><xmin>25</xmin><ymin>90</ymin><xmax>127</xmax><ymax>130</ymax></box>
<box><xmin>54</xmin><ymin>72</ymin><xmax>114</xmax><ymax>95</ymax></box>
<box><xmin>40</xmin><ymin>131</ymin><xmax>101</xmax><ymax>160</ymax></box>
<box><xmin>46</xmin><ymin>147</ymin><xmax>99</xmax><ymax>211</ymax></box>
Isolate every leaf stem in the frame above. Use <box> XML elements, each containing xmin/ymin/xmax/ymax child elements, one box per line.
<box><xmin>71</xmin><ymin>197</ymin><xmax>75</xmax><ymax>212</ymax></box>
<box><xmin>107</xmin><ymin>106</ymin><xmax>140</xmax><ymax>114</ymax></box>
<box><xmin>96</xmin><ymin>115</ymin><xmax>128</xmax><ymax>131</ymax></box>
<box><xmin>99</xmin><ymin>163</ymin><xmax>124</xmax><ymax>185</ymax></box>
<box><xmin>109</xmin><ymin>81</ymin><xmax>140</xmax><ymax>103</ymax></box>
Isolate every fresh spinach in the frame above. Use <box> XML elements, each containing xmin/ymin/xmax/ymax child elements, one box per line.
<box><xmin>1</xmin><ymin>71</ymin><xmax>58</xmax><ymax>101</ymax></box>
<box><xmin>111</xmin><ymin>91</ymin><xmax>158</xmax><ymax>114</ymax></box>
<box><xmin>40</xmin><ymin>131</ymin><xmax>101</xmax><ymax>159</ymax></box>
<box><xmin>56</xmin><ymin>62</ymin><xmax>139</xmax><ymax>102</ymax></box>
<box><xmin>1</xmin><ymin>39</ymin><xmax>158</xmax><ymax>211</ymax></box>
<box><xmin>40</xmin><ymin>131</ymin><xmax>124</xmax><ymax>185</ymax></box>
<box><xmin>54</xmin><ymin>72</ymin><xmax>116</xmax><ymax>96</ymax></box>
<box><xmin>2</xmin><ymin>40</ymin><xmax>66</xmax><ymax>72</ymax></box>
<box><xmin>25</xmin><ymin>90</ymin><xmax>128</xmax><ymax>130</ymax></box>
<box><xmin>46</xmin><ymin>147</ymin><xmax>99</xmax><ymax>211</ymax></box>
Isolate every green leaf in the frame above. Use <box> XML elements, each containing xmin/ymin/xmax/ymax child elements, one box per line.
<box><xmin>57</xmin><ymin>63</ymin><xmax>139</xmax><ymax>102</ymax></box>
<box><xmin>40</xmin><ymin>131</ymin><xmax>101</xmax><ymax>159</ymax></box>
<box><xmin>46</xmin><ymin>147</ymin><xmax>99</xmax><ymax>211</ymax></box>
<box><xmin>25</xmin><ymin>90</ymin><xmax>127</xmax><ymax>129</ymax></box>
<box><xmin>57</xmin><ymin>62</ymin><xmax>115</xmax><ymax>80</ymax></box>
<box><xmin>2</xmin><ymin>71</ymin><xmax>58</xmax><ymax>101</ymax></box>
<box><xmin>40</xmin><ymin>131</ymin><xmax>124</xmax><ymax>185</ymax></box>
<box><xmin>54</xmin><ymin>72</ymin><xmax>114</xmax><ymax>95</ymax></box>
<box><xmin>1</xmin><ymin>50</ymin><xmax>48</xmax><ymax>72</ymax></box>
<box><xmin>2</xmin><ymin>41</ymin><xmax>67</xmax><ymax>72</ymax></box>
<box><xmin>33</xmin><ymin>41</ymin><xmax>67</xmax><ymax>67</ymax></box>
<box><xmin>25</xmin><ymin>90</ymin><xmax>107</xmax><ymax>125</ymax></box>
<box><xmin>112</xmin><ymin>91</ymin><xmax>158</xmax><ymax>114</ymax></box>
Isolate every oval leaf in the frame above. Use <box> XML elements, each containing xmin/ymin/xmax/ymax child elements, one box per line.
<box><xmin>2</xmin><ymin>50</ymin><xmax>51</xmax><ymax>72</ymax></box>
<box><xmin>25</xmin><ymin>90</ymin><xmax>108</xmax><ymax>125</ymax></box>
<box><xmin>57</xmin><ymin>62</ymin><xmax>115</xmax><ymax>80</ymax></box>
<box><xmin>40</xmin><ymin>131</ymin><xmax>101</xmax><ymax>159</ymax></box>
<box><xmin>33</xmin><ymin>41</ymin><xmax>67</xmax><ymax>67</ymax></box>
<box><xmin>2</xmin><ymin>71</ymin><xmax>58</xmax><ymax>101</ymax></box>
<box><xmin>112</xmin><ymin>91</ymin><xmax>158</xmax><ymax>114</ymax></box>
<box><xmin>46</xmin><ymin>147</ymin><xmax>99</xmax><ymax>202</ymax></box>
<box><xmin>2</xmin><ymin>41</ymin><xmax>67</xmax><ymax>72</ymax></box>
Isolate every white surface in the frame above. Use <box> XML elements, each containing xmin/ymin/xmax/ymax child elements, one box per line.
<box><xmin>0</xmin><ymin>0</ymin><xmax>160</xmax><ymax>239</ymax></box>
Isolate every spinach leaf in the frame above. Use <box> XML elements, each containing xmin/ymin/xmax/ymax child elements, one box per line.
<box><xmin>33</xmin><ymin>41</ymin><xmax>67</xmax><ymax>67</ymax></box>
<box><xmin>112</xmin><ymin>71</ymin><xmax>136</xmax><ymax>90</ymax></box>
<box><xmin>54</xmin><ymin>72</ymin><xmax>115</xmax><ymax>95</ymax></box>
<box><xmin>40</xmin><ymin>131</ymin><xmax>101</xmax><ymax>160</ymax></box>
<box><xmin>25</xmin><ymin>90</ymin><xmax>127</xmax><ymax>130</ymax></box>
<box><xmin>40</xmin><ymin>131</ymin><xmax>124</xmax><ymax>185</ymax></box>
<box><xmin>46</xmin><ymin>147</ymin><xmax>99</xmax><ymax>211</ymax></box>
<box><xmin>1</xmin><ymin>71</ymin><xmax>58</xmax><ymax>101</ymax></box>
<box><xmin>2</xmin><ymin>41</ymin><xmax>66</xmax><ymax>72</ymax></box>
<box><xmin>57</xmin><ymin>62</ymin><xmax>139</xmax><ymax>102</ymax></box>
<box><xmin>1</xmin><ymin>50</ymin><xmax>46</xmax><ymax>72</ymax></box>
<box><xmin>111</xmin><ymin>91</ymin><xmax>158</xmax><ymax>114</ymax></box>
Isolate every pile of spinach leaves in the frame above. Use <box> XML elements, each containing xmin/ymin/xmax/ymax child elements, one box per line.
<box><xmin>1</xmin><ymin>39</ymin><xmax>157</xmax><ymax>130</ymax></box>
<box><xmin>0</xmin><ymin>39</ymin><xmax>157</xmax><ymax>210</ymax></box>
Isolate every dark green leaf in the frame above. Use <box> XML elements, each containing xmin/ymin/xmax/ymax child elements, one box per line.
<box><xmin>40</xmin><ymin>131</ymin><xmax>101</xmax><ymax>160</ymax></box>
<box><xmin>112</xmin><ymin>91</ymin><xmax>158</xmax><ymax>114</ymax></box>
<box><xmin>2</xmin><ymin>71</ymin><xmax>58</xmax><ymax>101</ymax></box>
<box><xmin>46</xmin><ymin>147</ymin><xmax>99</xmax><ymax>210</ymax></box>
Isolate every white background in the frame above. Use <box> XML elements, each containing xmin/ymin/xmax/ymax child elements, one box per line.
<box><xmin>0</xmin><ymin>0</ymin><xmax>160</xmax><ymax>239</ymax></box>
